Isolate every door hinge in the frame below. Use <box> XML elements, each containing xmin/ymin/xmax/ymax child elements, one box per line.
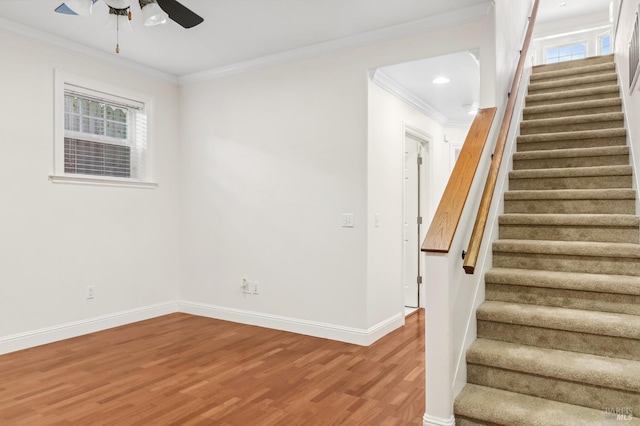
<box><xmin>417</xmin><ymin>275</ymin><xmax>423</xmax><ymax>284</ymax></box>
<box><xmin>417</xmin><ymin>156</ymin><xmax>423</xmax><ymax>165</ymax></box>
<box><xmin>417</xmin><ymin>216</ymin><xmax>423</xmax><ymax>225</ymax></box>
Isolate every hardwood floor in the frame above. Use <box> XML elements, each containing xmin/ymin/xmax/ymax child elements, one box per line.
<box><xmin>0</xmin><ymin>310</ymin><xmax>425</xmax><ymax>425</ymax></box>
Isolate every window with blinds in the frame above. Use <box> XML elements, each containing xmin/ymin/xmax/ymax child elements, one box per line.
<box><xmin>53</xmin><ymin>71</ymin><xmax>151</xmax><ymax>185</ymax></box>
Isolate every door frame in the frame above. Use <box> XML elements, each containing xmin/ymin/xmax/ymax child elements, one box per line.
<box><xmin>401</xmin><ymin>122</ymin><xmax>432</xmax><ymax>310</ymax></box>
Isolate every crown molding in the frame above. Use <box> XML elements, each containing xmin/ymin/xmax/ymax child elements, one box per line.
<box><xmin>372</xmin><ymin>69</ymin><xmax>472</xmax><ymax>128</ymax></box>
<box><xmin>179</xmin><ymin>2</ymin><xmax>493</xmax><ymax>85</ymax></box>
<box><xmin>0</xmin><ymin>17</ymin><xmax>178</xmax><ymax>85</ymax></box>
<box><xmin>372</xmin><ymin>69</ymin><xmax>447</xmax><ymax>126</ymax></box>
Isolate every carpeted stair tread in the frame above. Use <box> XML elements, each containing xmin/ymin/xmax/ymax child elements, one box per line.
<box><xmin>477</xmin><ymin>301</ymin><xmax>640</xmax><ymax>340</ymax></box>
<box><xmin>467</xmin><ymin>339</ymin><xmax>640</xmax><ymax>392</ymax></box>
<box><xmin>498</xmin><ymin>213</ymin><xmax>639</xmax><ymax>227</ymax></box>
<box><xmin>519</xmin><ymin>112</ymin><xmax>624</xmax><ymax>135</ymax></box>
<box><xmin>513</xmin><ymin>145</ymin><xmax>629</xmax><ymax>161</ymax></box>
<box><xmin>532</xmin><ymin>54</ymin><xmax>614</xmax><ymax>73</ymax></box>
<box><xmin>492</xmin><ymin>239</ymin><xmax>640</xmax><ymax>258</ymax></box>
<box><xmin>512</xmin><ymin>146</ymin><xmax>630</xmax><ymax>170</ymax></box>
<box><xmin>498</xmin><ymin>213</ymin><xmax>640</xmax><ymax>243</ymax></box>
<box><xmin>530</xmin><ymin>61</ymin><xmax>616</xmax><ymax>82</ymax></box>
<box><xmin>517</xmin><ymin>127</ymin><xmax>626</xmax><ymax>143</ymax></box>
<box><xmin>509</xmin><ymin>165</ymin><xmax>631</xmax><ymax>179</ymax></box>
<box><xmin>528</xmin><ymin>73</ymin><xmax>617</xmax><ymax>92</ymax></box>
<box><xmin>454</xmin><ymin>384</ymin><xmax>635</xmax><ymax>425</ymax></box>
<box><xmin>525</xmin><ymin>85</ymin><xmax>620</xmax><ymax>106</ymax></box>
<box><xmin>504</xmin><ymin>188</ymin><xmax>635</xmax><ymax>200</ymax></box>
<box><xmin>523</xmin><ymin>97</ymin><xmax>622</xmax><ymax>116</ymax></box>
<box><xmin>485</xmin><ymin>268</ymin><xmax>640</xmax><ymax>296</ymax></box>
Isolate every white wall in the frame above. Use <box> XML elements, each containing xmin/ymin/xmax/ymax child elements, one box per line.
<box><xmin>614</xmin><ymin>0</ymin><xmax>640</xmax><ymax>196</ymax></box>
<box><xmin>0</xmin><ymin>31</ymin><xmax>181</xmax><ymax>350</ymax></box>
<box><xmin>494</xmin><ymin>0</ymin><xmax>535</xmax><ymax>104</ymax></box>
<box><xmin>179</xmin><ymin>16</ymin><xmax>496</xmax><ymax>343</ymax></box>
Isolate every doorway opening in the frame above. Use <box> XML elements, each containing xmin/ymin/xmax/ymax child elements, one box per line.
<box><xmin>403</xmin><ymin>125</ymin><xmax>430</xmax><ymax>312</ymax></box>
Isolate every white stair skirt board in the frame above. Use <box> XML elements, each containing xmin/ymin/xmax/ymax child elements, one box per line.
<box><xmin>0</xmin><ymin>302</ymin><xmax>179</xmax><ymax>356</ymax></box>
<box><xmin>179</xmin><ymin>301</ymin><xmax>404</xmax><ymax>346</ymax></box>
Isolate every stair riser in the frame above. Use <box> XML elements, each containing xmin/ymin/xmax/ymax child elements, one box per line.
<box><xmin>520</xmin><ymin>119</ymin><xmax>624</xmax><ymax>136</ymax></box>
<box><xmin>526</xmin><ymin>91</ymin><xmax>620</xmax><ymax>107</ymax></box>
<box><xmin>533</xmin><ymin>56</ymin><xmax>614</xmax><ymax>73</ymax></box>
<box><xmin>498</xmin><ymin>224</ymin><xmax>639</xmax><ymax>243</ymax></box>
<box><xmin>524</xmin><ymin>104</ymin><xmax>621</xmax><ymax>120</ymax></box>
<box><xmin>528</xmin><ymin>78</ymin><xmax>618</xmax><ymax>96</ymax></box>
<box><xmin>486</xmin><ymin>283</ymin><xmax>640</xmax><ymax>316</ymax></box>
<box><xmin>504</xmin><ymin>199</ymin><xmax>636</xmax><ymax>214</ymax></box>
<box><xmin>509</xmin><ymin>175</ymin><xmax>632</xmax><ymax>190</ymax></box>
<box><xmin>517</xmin><ymin>137</ymin><xmax>627</xmax><ymax>152</ymax></box>
<box><xmin>513</xmin><ymin>154</ymin><xmax>629</xmax><ymax>170</ymax></box>
<box><xmin>492</xmin><ymin>252</ymin><xmax>640</xmax><ymax>276</ymax></box>
<box><xmin>467</xmin><ymin>365</ymin><xmax>640</xmax><ymax>412</ymax></box>
<box><xmin>477</xmin><ymin>321</ymin><xmax>640</xmax><ymax>361</ymax></box>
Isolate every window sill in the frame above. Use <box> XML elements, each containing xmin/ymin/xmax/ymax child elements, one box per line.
<box><xmin>49</xmin><ymin>175</ymin><xmax>158</xmax><ymax>189</ymax></box>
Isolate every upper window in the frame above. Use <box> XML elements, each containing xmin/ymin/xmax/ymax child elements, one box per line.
<box><xmin>599</xmin><ymin>33</ymin><xmax>612</xmax><ymax>55</ymax></box>
<box><xmin>545</xmin><ymin>43</ymin><xmax>587</xmax><ymax>64</ymax></box>
<box><xmin>53</xmin><ymin>71</ymin><xmax>155</xmax><ymax>187</ymax></box>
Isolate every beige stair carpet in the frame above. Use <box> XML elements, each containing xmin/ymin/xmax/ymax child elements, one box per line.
<box><xmin>454</xmin><ymin>54</ymin><xmax>640</xmax><ymax>425</ymax></box>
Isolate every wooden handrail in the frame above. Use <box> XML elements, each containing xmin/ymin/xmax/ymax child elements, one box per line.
<box><xmin>421</xmin><ymin>107</ymin><xmax>497</xmax><ymax>253</ymax></box>
<box><xmin>463</xmin><ymin>0</ymin><xmax>540</xmax><ymax>274</ymax></box>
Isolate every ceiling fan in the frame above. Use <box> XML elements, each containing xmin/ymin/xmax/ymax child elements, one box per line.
<box><xmin>55</xmin><ymin>0</ymin><xmax>204</xmax><ymax>52</ymax></box>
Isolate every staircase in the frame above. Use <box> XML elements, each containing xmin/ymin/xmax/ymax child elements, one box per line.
<box><xmin>454</xmin><ymin>55</ymin><xmax>640</xmax><ymax>425</ymax></box>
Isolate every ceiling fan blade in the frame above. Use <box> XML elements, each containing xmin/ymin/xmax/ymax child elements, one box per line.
<box><xmin>156</xmin><ymin>0</ymin><xmax>204</xmax><ymax>28</ymax></box>
<box><xmin>54</xmin><ymin>4</ymin><xmax>77</xmax><ymax>14</ymax></box>
<box><xmin>54</xmin><ymin>0</ymin><xmax>99</xmax><ymax>15</ymax></box>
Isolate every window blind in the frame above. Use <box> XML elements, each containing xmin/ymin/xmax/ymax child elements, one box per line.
<box><xmin>63</xmin><ymin>85</ymin><xmax>147</xmax><ymax>180</ymax></box>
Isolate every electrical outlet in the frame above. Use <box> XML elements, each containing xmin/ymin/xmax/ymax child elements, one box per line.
<box><xmin>241</xmin><ymin>279</ymin><xmax>252</xmax><ymax>294</ymax></box>
<box><xmin>86</xmin><ymin>286</ymin><xmax>95</xmax><ymax>300</ymax></box>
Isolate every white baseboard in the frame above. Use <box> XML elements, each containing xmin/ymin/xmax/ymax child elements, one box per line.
<box><xmin>423</xmin><ymin>413</ymin><xmax>455</xmax><ymax>426</ymax></box>
<box><xmin>0</xmin><ymin>302</ymin><xmax>178</xmax><ymax>355</ymax></box>
<box><xmin>0</xmin><ymin>301</ymin><xmax>404</xmax><ymax>355</ymax></box>
<box><xmin>179</xmin><ymin>301</ymin><xmax>404</xmax><ymax>346</ymax></box>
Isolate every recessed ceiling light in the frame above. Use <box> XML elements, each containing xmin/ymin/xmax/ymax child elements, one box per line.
<box><xmin>432</xmin><ymin>76</ymin><xmax>450</xmax><ymax>84</ymax></box>
<box><xmin>559</xmin><ymin>2</ymin><xmax>567</xmax><ymax>6</ymax></box>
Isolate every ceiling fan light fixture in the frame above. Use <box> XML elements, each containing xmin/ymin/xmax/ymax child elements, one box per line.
<box><xmin>65</xmin><ymin>0</ymin><xmax>94</xmax><ymax>16</ymax></box>
<box><xmin>139</xmin><ymin>0</ymin><xmax>168</xmax><ymax>26</ymax></box>
<box><xmin>106</xmin><ymin>7</ymin><xmax>133</xmax><ymax>31</ymax></box>
<box><xmin>104</xmin><ymin>0</ymin><xmax>132</xmax><ymax>8</ymax></box>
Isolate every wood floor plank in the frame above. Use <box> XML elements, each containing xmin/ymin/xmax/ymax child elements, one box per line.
<box><xmin>0</xmin><ymin>310</ymin><xmax>424</xmax><ymax>425</ymax></box>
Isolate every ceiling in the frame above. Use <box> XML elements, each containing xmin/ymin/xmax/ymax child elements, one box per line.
<box><xmin>0</xmin><ymin>0</ymin><xmax>613</xmax><ymax>124</ymax></box>
<box><xmin>0</xmin><ymin>0</ymin><xmax>493</xmax><ymax>77</ymax></box>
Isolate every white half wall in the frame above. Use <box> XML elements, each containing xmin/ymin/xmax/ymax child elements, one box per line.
<box><xmin>0</xmin><ymin>31</ymin><xmax>181</xmax><ymax>339</ymax></box>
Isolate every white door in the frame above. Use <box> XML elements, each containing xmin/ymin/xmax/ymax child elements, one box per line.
<box><xmin>403</xmin><ymin>135</ymin><xmax>423</xmax><ymax>308</ymax></box>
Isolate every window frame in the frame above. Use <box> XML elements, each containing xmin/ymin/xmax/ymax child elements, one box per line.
<box><xmin>597</xmin><ymin>31</ymin><xmax>612</xmax><ymax>56</ymax></box>
<box><xmin>543</xmin><ymin>41</ymin><xmax>588</xmax><ymax>64</ymax></box>
<box><xmin>51</xmin><ymin>70</ymin><xmax>157</xmax><ymax>188</ymax></box>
